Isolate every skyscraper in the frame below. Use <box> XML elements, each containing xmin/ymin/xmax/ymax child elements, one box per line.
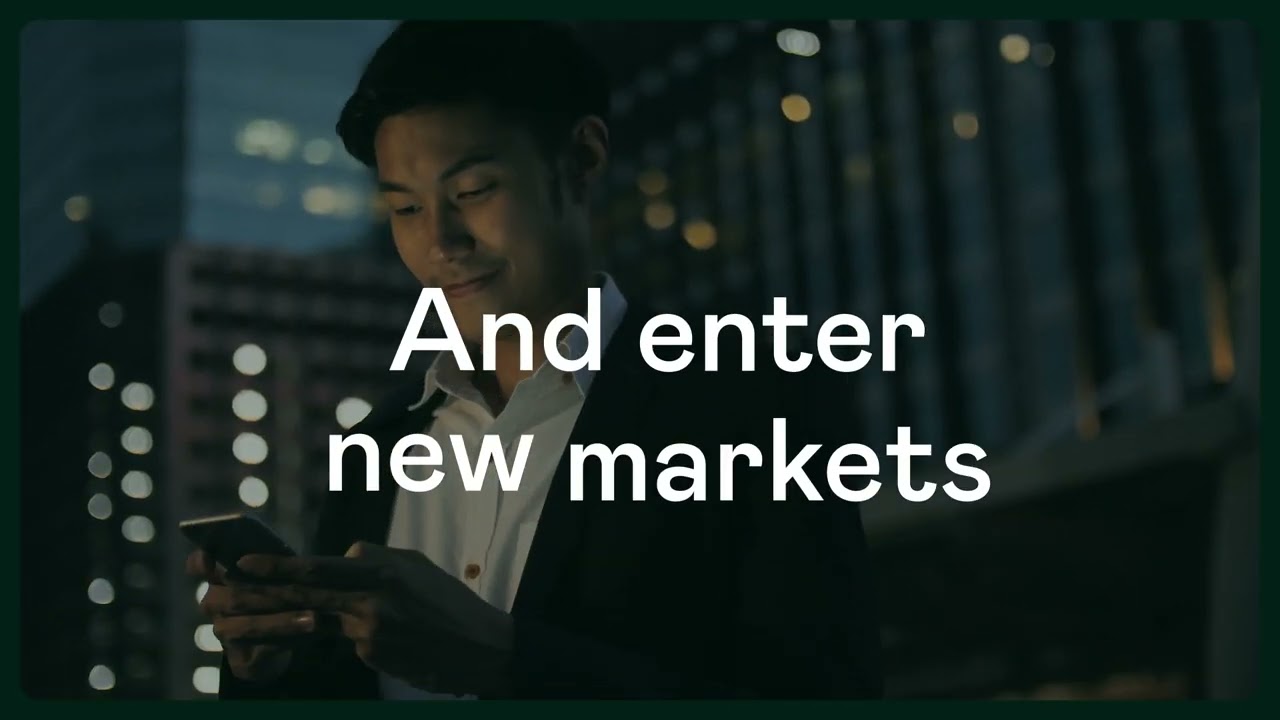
<box><xmin>19</xmin><ymin>20</ymin><xmax>395</xmax><ymax>308</ymax></box>
<box><xmin>21</xmin><ymin>240</ymin><xmax>423</xmax><ymax>699</ymax></box>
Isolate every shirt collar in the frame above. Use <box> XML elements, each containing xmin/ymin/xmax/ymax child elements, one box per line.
<box><xmin>407</xmin><ymin>272</ymin><xmax>629</xmax><ymax>411</ymax></box>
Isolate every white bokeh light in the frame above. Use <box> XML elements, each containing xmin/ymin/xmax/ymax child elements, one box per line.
<box><xmin>232</xmin><ymin>344</ymin><xmax>267</xmax><ymax>376</ymax></box>
<box><xmin>232</xmin><ymin>389</ymin><xmax>269</xmax><ymax>422</ymax></box>
<box><xmin>98</xmin><ymin>302</ymin><xmax>124</xmax><ymax>328</ymax></box>
<box><xmin>776</xmin><ymin>28</ymin><xmax>821</xmax><ymax>57</ymax></box>
<box><xmin>122</xmin><ymin>516</ymin><xmax>156</xmax><ymax>543</ymax></box>
<box><xmin>88</xmin><ymin>665</ymin><xmax>116</xmax><ymax>690</ymax></box>
<box><xmin>87</xmin><ymin>452</ymin><xmax>112</xmax><ymax>478</ymax></box>
<box><xmin>87</xmin><ymin>493</ymin><xmax>112</xmax><ymax>520</ymax></box>
<box><xmin>238</xmin><ymin>477</ymin><xmax>270</xmax><ymax>507</ymax></box>
<box><xmin>193</xmin><ymin>666</ymin><xmax>220</xmax><ymax>694</ymax></box>
<box><xmin>233</xmin><ymin>433</ymin><xmax>269</xmax><ymax>465</ymax></box>
<box><xmin>88</xmin><ymin>578</ymin><xmax>115</xmax><ymax>605</ymax></box>
<box><xmin>335</xmin><ymin>397</ymin><xmax>373</xmax><ymax>430</ymax></box>
<box><xmin>120</xmin><ymin>382</ymin><xmax>155</xmax><ymax>411</ymax></box>
<box><xmin>121</xmin><ymin>427</ymin><xmax>153</xmax><ymax>455</ymax></box>
<box><xmin>195</xmin><ymin>624</ymin><xmax>223</xmax><ymax>652</ymax></box>
<box><xmin>89</xmin><ymin>363</ymin><xmax>115</xmax><ymax>390</ymax></box>
<box><xmin>121</xmin><ymin>471</ymin><xmax>153</xmax><ymax>499</ymax></box>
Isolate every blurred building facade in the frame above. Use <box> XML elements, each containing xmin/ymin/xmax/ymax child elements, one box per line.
<box><xmin>20</xmin><ymin>241</ymin><xmax>422</xmax><ymax>699</ymax></box>
<box><xmin>19</xmin><ymin>20</ymin><xmax>394</xmax><ymax>308</ymax></box>
<box><xmin>160</xmin><ymin>244</ymin><xmax>423</xmax><ymax>697</ymax></box>
<box><xmin>20</xmin><ymin>19</ymin><xmax>1259</xmax><ymax>700</ymax></box>
<box><xmin>588</xmin><ymin>19</ymin><xmax>1257</xmax><ymax>455</ymax></box>
<box><xmin>582</xmin><ymin>19</ymin><xmax>1258</xmax><ymax>697</ymax></box>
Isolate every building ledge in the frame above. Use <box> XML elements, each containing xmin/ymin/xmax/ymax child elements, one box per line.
<box><xmin>864</xmin><ymin>394</ymin><xmax>1255</xmax><ymax>541</ymax></box>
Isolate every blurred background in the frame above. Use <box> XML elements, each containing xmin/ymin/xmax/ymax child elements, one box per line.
<box><xmin>19</xmin><ymin>19</ymin><xmax>1258</xmax><ymax>700</ymax></box>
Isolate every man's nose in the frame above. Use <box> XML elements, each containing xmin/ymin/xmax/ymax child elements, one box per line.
<box><xmin>426</xmin><ymin>208</ymin><xmax>474</xmax><ymax>263</ymax></box>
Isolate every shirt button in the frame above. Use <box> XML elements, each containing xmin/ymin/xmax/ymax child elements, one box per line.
<box><xmin>464</xmin><ymin>563</ymin><xmax>481</xmax><ymax>580</ymax></box>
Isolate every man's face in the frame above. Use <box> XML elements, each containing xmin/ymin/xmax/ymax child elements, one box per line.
<box><xmin>373</xmin><ymin>103</ymin><xmax>586</xmax><ymax>342</ymax></box>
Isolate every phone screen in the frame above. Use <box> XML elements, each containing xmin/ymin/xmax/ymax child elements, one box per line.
<box><xmin>179</xmin><ymin>513</ymin><xmax>296</xmax><ymax>575</ymax></box>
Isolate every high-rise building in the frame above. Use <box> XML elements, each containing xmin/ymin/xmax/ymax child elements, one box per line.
<box><xmin>19</xmin><ymin>21</ymin><xmax>187</xmax><ymax>307</ymax></box>
<box><xmin>20</xmin><ymin>241</ymin><xmax>424</xmax><ymax>699</ymax></box>
<box><xmin>587</xmin><ymin>19</ymin><xmax>1256</xmax><ymax>454</ymax></box>
<box><xmin>21</xmin><ymin>19</ymin><xmax>1257</xmax><ymax>700</ymax></box>
<box><xmin>21</xmin><ymin>231</ymin><xmax>169</xmax><ymax>699</ymax></box>
<box><xmin>19</xmin><ymin>20</ymin><xmax>395</xmax><ymax>308</ymax></box>
<box><xmin>161</xmin><ymin>243</ymin><xmax>423</xmax><ymax>698</ymax></box>
<box><xmin>582</xmin><ymin>19</ymin><xmax>1258</xmax><ymax>697</ymax></box>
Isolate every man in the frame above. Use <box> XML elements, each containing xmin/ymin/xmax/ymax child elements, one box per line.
<box><xmin>190</xmin><ymin>20</ymin><xmax>883</xmax><ymax>699</ymax></box>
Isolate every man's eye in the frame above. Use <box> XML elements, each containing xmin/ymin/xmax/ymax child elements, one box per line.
<box><xmin>393</xmin><ymin>205</ymin><xmax>421</xmax><ymax>216</ymax></box>
<box><xmin>456</xmin><ymin>182</ymin><xmax>496</xmax><ymax>201</ymax></box>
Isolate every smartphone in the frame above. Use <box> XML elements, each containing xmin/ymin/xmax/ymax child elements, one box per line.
<box><xmin>179</xmin><ymin>512</ymin><xmax>296</xmax><ymax>577</ymax></box>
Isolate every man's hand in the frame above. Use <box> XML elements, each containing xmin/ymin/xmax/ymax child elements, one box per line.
<box><xmin>234</xmin><ymin>542</ymin><xmax>515</xmax><ymax>697</ymax></box>
<box><xmin>187</xmin><ymin>550</ymin><xmax>312</xmax><ymax>684</ymax></box>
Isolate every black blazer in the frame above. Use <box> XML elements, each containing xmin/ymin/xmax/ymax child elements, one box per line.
<box><xmin>218</xmin><ymin>304</ymin><xmax>883</xmax><ymax>699</ymax></box>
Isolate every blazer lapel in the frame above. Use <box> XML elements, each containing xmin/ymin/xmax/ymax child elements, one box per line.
<box><xmin>512</xmin><ymin>306</ymin><xmax>664</xmax><ymax>615</ymax></box>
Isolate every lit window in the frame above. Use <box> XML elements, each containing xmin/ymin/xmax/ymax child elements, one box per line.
<box><xmin>643</xmin><ymin>201</ymin><xmax>676</xmax><ymax>231</ymax></box>
<box><xmin>302</xmin><ymin>185</ymin><xmax>339</xmax><ymax>215</ymax></box>
<box><xmin>195</xmin><ymin>624</ymin><xmax>223</xmax><ymax>652</ymax></box>
<box><xmin>776</xmin><ymin>28</ymin><xmax>821</xmax><ymax>57</ymax></box>
<box><xmin>636</xmin><ymin>169</ymin><xmax>668</xmax><ymax>197</ymax></box>
<box><xmin>192</xmin><ymin>666</ymin><xmax>220</xmax><ymax>694</ymax></box>
<box><xmin>65</xmin><ymin>195</ymin><xmax>91</xmax><ymax>222</ymax></box>
<box><xmin>88</xmin><ymin>665</ymin><xmax>115</xmax><ymax>691</ymax></box>
<box><xmin>232</xmin><ymin>389</ymin><xmax>269</xmax><ymax>422</ymax></box>
<box><xmin>88</xmin><ymin>578</ymin><xmax>115</xmax><ymax>605</ymax></box>
<box><xmin>232</xmin><ymin>344</ymin><xmax>267</xmax><ymax>376</ymax></box>
<box><xmin>952</xmin><ymin>112</ymin><xmax>980</xmax><ymax>140</ymax></box>
<box><xmin>335</xmin><ymin>397</ymin><xmax>373</xmax><ymax>430</ymax></box>
<box><xmin>1000</xmin><ymin>34</ymin><xmax>1031</xmax><ymax>63</ymax></box>
<box><xmin>87</xmin><ymin>452</ymin><xmax>112</xmax><ymax>478</ymax></box>
<box><xmin>98</xmin><ymin>302</ymin><xmax>124</xmax><ymax>328</ymax></box>
<box><xmin>120</xmin><ymin>382</ymin><xmax>154</xmax><ymax>411</ymax></box>
<box><xmin>87</xmin><ymin>493</ymin><xmax>112</xmax><ymax>520</ymax></box>
<box><xmin>238</xmin><ymin>477</ymin><xmax>269</xmax><ymax>508</ymax></box>
<box><xmin>682</xmin><ymin>220</ymin><xmax>718</xmax><ymax>251</ymax></box>
<box><xmin>235</xmin><ymin>119</ymin><xmax>298</xmax><ymax>161</ymax></box>
<box><xmin>122</xmin><ymin>516</ymin><xmax>156</xmax><ymax>543</ymax></box>
<box><xmin>88</xmin><ymin>363</ymin><xmax>115</xmax><ymax>390</ymax></box>
<box><xmin>302</xmin><ymin>139</ymin><xmax>334</xmax><ymax>165</ymax></box>
<box><xmin>781</xmin><ymin>94</ymin><xmax>812</xmax><ymax>123</ymax></box>
<box><xmin>121</xmin><ymin>427</ymin><xmax>153</xmax><ymax>455</ymax></box>
<box><xmin>121</xmin><ymin>470</ymin><xmax>153</xmax><ymax>499</ymax></box>
<box><xmin>233</xmin><ymin>433</ymin><xmax>269</xmax><ymax>465</ymax></box>
<box><xmin>302</xmin><ymin>185</ymin><xmax>364</xmax><ymax>218</ymax></box>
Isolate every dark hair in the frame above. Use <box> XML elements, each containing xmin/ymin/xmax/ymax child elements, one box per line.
<box><xmin>336</xmin><ymin>21</ymin><xmax>611</xmax><ymax>168</ymax></box>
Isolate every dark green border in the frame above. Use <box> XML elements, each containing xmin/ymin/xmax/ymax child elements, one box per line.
<box><xmin>10</xmin><ymin>4</ymin><xmax>1268</xmax><ymax>712</ymax></box>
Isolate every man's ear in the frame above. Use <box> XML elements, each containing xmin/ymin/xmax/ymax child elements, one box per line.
<box><xmin>566</xmin><ymin>116</ymin><xmax>609</xmax><ymax>204</ymax></box>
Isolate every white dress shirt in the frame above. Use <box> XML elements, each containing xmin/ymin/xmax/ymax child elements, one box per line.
<box><xmin>379</xmin><ymin>275</ymin><xmax>628</xmax><ymax>699</ymax></box>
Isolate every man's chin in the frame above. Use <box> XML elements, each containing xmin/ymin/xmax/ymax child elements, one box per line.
<box><xmin>449</xmin><ymin>300</ymin><xmax>515</xmax><ymax>344</ymax></box>
<box><xmin>445</xmin><ymin>288</ymin><xmax>544</xmax><ymax>341</ymax></box>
